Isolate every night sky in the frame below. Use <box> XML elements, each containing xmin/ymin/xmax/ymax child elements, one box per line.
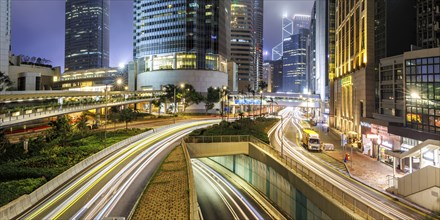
<box><xmin>11</xmin><ymin>0</ymin><xmax>313</xmax><ymax>71</ymax></box>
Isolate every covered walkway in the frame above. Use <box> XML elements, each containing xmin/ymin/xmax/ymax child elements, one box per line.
<box><xmin>385</xmin><ymin>139</ymin><xmax>440</xmax><ymax>176</ymax></box>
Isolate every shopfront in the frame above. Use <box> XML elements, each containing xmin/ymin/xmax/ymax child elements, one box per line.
<box><xmin>361</xmin><ymin>121</ymin><xmax>402</xmax><ymax>165</ymax></box>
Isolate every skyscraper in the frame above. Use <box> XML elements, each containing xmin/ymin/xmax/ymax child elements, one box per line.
<box><xmin>65</xmin><ymin>0</ymin><xmax>110</xmax><ymax>72</ymax></box>
<box><xmin>0</xmin><ymin>0</ymin><xmax>11</xmax><ymax>76</ymax></box>
<box><xmin>308</xmin><ymin>0</ymin><xmax>336</xmax><ymax>122</ymax></box>
<box><xmin>230</xmin><ymin>0</ymin><xmax>255</xmax><ymax>91</ymax></box>
<box><xmin>292</xmin><ymin>14</ymin><xmax>311</xmax><ymax>35</ymax></box>
<box><xmin>416</xmin><ymin>0</ymin><xmax>440</xmax><ymax>48</ymax></box>
<box><xmin>130</xmin><ymin>0</ymin><xmax>230</xmax><ymax>93</ymax></box>
<box><xmin>271</xmin><ymin>16</ymin><xmax>293</xmax><ymax>61</ymax></box>
<box><xmin>253</xmin><ymin>0</ymin><xmax>264</xmax><ymax>90</ymax></box>
<box><xmin>283</xmin><ymin>28</ymin><xmax>309</xmax><ymax>93</ymax></box>
<box><xmin>332</xmin><ymin>0</ymin><xmax>375</xmax><ymax>134</ymax></box>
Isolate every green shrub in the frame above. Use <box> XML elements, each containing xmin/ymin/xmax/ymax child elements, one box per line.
<box><xmin>189</xmin><ymin>118</ymin><xmax>278</xmax><ymax>144</ymax></box>
<box><xmin>0</xmin><ymin>178</ymin><xmax>47</xmax><ymax>206</ymax></box>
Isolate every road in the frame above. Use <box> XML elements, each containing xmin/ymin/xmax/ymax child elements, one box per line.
<box><xmin>193</xmin><ymin>159</ymin><xmax>278</xmax><ymax>220</ymax></box>
<box><xmin>16</xmin><ymin>119</ymin><xmax>219</xmax><ymax>220</ymax></box>
<box><xmin>270</xmin><ymin>107</ymin><xmax>428</xmax><ymax>220</ymax></box>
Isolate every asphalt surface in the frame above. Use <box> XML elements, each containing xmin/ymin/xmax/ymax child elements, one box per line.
<box><xmin>193</xmin><ymin>159</ymin><xmax>272</xmax><ymax>220</ymax></box>
<box><xmin>15</xmin><ymin>120</ymin><xmax>219</xmax><ymax>220</ymax></box>
<box><xmin>270</xmin><ymin>108</ymin><xmax>429</xmax><ymax>220</ymax></box>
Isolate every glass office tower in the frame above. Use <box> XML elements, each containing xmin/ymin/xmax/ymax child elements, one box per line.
<box><xmin>130</xmin><ymin>0</ymin><xmax>230</xmax><ymax>93</ymax></box>
<box><xmin>65</xmin><ymin>0</ymin><xmax>109</xmax><ymax>72</ymax></box>
<box><xmin>133</xmin><ymin>0</ymin><xmax>230</xmax><ymax>71</ymax></box>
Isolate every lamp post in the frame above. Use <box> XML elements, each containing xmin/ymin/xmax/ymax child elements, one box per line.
<box><xmin>104</xmin><ymin>84</ymin><xmax>109</xmax><ymax>147</ymax></box>
<box><xmin>259</xmin><ymin>90</ymin><xmax>263</xmax><ymax>117</ymax></box>
<box><xmin>281</xmin><ymin>115</ymin><xmax>284</xmax><ymax>156</ymax></box>
<box><xmin>104</xmin><ymin>78</ymin><xmax>123</xmax><ymax>146</ymax></box>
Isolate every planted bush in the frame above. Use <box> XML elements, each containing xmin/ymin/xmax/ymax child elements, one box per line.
<box><xmin>189</xmin><ymin>117</ymin><xmax>278</xmax><ymax>144</ymax></box>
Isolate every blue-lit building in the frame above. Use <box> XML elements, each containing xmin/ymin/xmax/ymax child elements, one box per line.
<box><xmin>130</xmin><ymin>0</ymin><xmax>230</xmax><ymax>93</ymax></box>
<box><xmin>283</xmin><ymin>28</ymin><xmax>310</xmax><ymax>93</ymax></box>
<box><xmin>65</xmin><ymin>0</ymin><xmax>109</xmax><ymax>72</ymax></box>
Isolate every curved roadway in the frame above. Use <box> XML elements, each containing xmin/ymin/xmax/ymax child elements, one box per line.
<box><xmin>270</xmin><ymin>108</ymin><xmax>429</xmax><ymax>220</ymax></box>
<box><xmin>16</xmin><ymin>119</ymin><xmax>219</xmax><ymax>220</ymax></box>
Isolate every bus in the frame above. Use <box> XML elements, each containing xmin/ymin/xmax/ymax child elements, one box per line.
<box><xmin>301</xmin><ymin>129</ymin><xmax>321</xmax><ymax>151</ymax></box>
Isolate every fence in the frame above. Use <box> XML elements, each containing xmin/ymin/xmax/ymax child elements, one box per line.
<box><xmin>185</xmin><ymin>135</ymin><xmax>391</xmax><ymax>220</ymax></box>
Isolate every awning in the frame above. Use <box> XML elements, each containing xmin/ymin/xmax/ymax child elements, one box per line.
<box><xmin>385</xmin><ymin>139</ymin><xmax>440</xmax><ymax>159</ymax></box>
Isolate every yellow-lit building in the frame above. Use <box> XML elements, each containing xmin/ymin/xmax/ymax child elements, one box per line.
<box><xmin>331</xmin><ymin>0</ymin><xmax>375</xmax><ymax>136</ymax></box>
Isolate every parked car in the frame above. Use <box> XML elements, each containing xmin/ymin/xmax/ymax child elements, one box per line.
<box><xmin>321</xmin><ymin>143</ymin><xmax>335</xmax><ymax>151</ymax></box>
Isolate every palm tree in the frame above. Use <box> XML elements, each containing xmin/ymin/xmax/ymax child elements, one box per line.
<box><xmin>0</xmin><ymin>71</ymin><xmax>12</xmax><ymax>91</ymax></box>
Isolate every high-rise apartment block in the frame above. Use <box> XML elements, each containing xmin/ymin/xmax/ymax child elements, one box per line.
<box><xmin>65</xmin><ymin>0</ymin><xmax>110</xmax><ymax>72</ymax></box>
<box><xmin>416</xmin><ymin>0</ymin><xmax>440</xmax><ymax>48</ymax></box>
<box><xmin>130</xmin><ymin>0</ymin><xmax>230</xmax><ymax>93</ymax></box>
<box><xmin>0</xmin><ymin>0</ymin><xmax>10</xmax><ymax>76</ymax></box>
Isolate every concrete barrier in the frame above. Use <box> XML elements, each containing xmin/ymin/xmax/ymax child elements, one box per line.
<box><xmin>0</xmin><ymin>129</ymin><xmax>156</xmax><ymax>219</ymax></box>
<box><xmin>181</xmin><ymin>140</ymin><xmax>200</xmax><ymax>220</ymax></box>
<box><xmin>185</xmin><ymin>135</ymin><xmax>393</xmax><ymax>220</ymax></box>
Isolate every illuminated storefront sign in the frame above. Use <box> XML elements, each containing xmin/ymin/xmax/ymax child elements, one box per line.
<box><xmin>234</xmin><ymin>99</ymin><xmax>261</xmax><ymax>105</ymax></box>
<box><xmin>341</xmin><ymin>75</ymin><xmax>352</xmax><ymax>87</ymax></box>
<box><xmin>360</xmin><ymin>121</ymin><xmax>371</xmax><ymax>128</ymax></box>
<box><xmin>406</xmin><ymin>113</ymin><xmax>422</xmax><ymax>123</ymax></box>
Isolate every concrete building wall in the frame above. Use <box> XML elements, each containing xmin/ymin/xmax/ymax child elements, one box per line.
<box><xmin>398</xmin><ymin>166</ymin><xmax>440</xmax><ymax>212</ymax></box>
<box><xmin>9</xmin><ymin>62</ymin><xmax>60</xmax><ymax>90</ymax></box>
<box><xmin>227</xmin><ymin>61</ymin><xmax>238</xmax><ymax>92</ymax></box>
<box><xmin>0</xmin><ymin>0</ymin><xmax>11</xmax><ymax>76</ymax></box>
<box><xmin>136</xmin><ymin>69</ymin><xmax>228</xmax><ymax>93</ymax></box>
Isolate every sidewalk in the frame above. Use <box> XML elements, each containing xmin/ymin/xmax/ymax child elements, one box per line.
<box><xmin>313</xmin><ymin>125</ymin><xmax>403</xmax><ymax>191</ymax></box>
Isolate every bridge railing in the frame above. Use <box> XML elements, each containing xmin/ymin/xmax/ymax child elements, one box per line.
<box><xmin>185</xmin><ymin>135</ymin><xmax>391</xmax><ymax>220</ymax></box>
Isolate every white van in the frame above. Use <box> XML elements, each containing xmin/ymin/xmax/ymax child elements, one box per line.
<box><xmin>321</xmin><ymin>143</ymin><xmax>335</xmax><ymax>151</ymax></box>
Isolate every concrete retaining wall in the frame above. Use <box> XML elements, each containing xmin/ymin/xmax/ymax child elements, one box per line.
<box><xmin>181</xmin><ymin>140</ymin><xmax>200</xmax><ymax>220</ymax></box>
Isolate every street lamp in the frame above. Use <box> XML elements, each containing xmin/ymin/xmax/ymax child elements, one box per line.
<box><xmin>281</xmin><ymin>115</ymin><xmax>284</xmax><ymax>157</ymax></box>
<box><xmin>104</xmin><ymin>79</ymin><xmax>123</xmax><ymax>146</ymax></box>
<box><xmin>259</xmin><ymin>90</ymin><xmax>263</xmax><ymax>117</ymax></box>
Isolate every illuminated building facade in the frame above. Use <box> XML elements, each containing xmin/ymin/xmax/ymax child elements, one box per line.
<box><xmin>283</xmin><ymin>28</ymin><xmax>309</xmax><ymax>93</ymax></box>
<box><xmin>332</xmin><ymin>0</ymin><xmax>375</xmax><ymax>135</ymax></box>
<box><xmin>253</xmin><ymin>0</ymin><xmax>264</xmax><ymax>90</ymax></box>
<box><xmin>0</xmin><ymin>0</ymin><xmax>10</xmax><ymax>76</ymax></box>
<box><xmin>270</xmin><ymin>60</ymin><xmax>283</xmax><ymax>93</ymax></box>
<box><xmin>65</xmin><ymin>0</ymin><xmax>109</xmax><ymax>72</ymax></box>
<box><xmin>416</xmin><ymin>0</ymin><xmax>440</xmax><ymax>48</ymax></box>
<box><xmin>404</xmin><ymin>48</ymin><xmax>440</xmax><ymax>135</ymax></box>
<box><xmin>230</xmin><ymin>0</ymin><xmax>255</xmax><ymax>91</ymax></box>
<box><xmin>130</xmin><ymin>0</ymin><xmax>230</xmax><ymax>93</ymax></box>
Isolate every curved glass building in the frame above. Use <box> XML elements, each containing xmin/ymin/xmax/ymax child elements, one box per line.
<box><xmin>131</xmin><ymin>0</ymin><xmax>231</xmax><ymax>92</ymax></box>
<box><xmin>133</xmin><ymin>0</ymin><xmax>230</xmax><ymax>71</ymax></box>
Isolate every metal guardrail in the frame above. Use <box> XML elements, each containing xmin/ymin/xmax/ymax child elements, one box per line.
<box><xmin>185</xmin><ymin>135</ymin><xmax>391</xmax><ymax>220</ymax></box>
<box><xmin>0</xmin><ymin>98</ymin><xmax>157</xmax><ymax>128</ymax></box>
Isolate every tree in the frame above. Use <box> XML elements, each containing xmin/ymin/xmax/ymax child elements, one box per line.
<box><xmin>247</xmin><ymin>84</ymin><xmax>256</xmax><ymax>118</ymax></box>
<box><xmin>75</xmin><ymin>113</ymin><xmax>89</xmax><ymax>134</ymax></box>
<box><xmin>180</xmin><ymin>84</ymin><xmax>203</xmax><ymax>113</ymax></box>
<box><xmin>203</xmin><ymin>87</ymin><xmax>220</xmax><ymax>114</ymax></box>
<box><xmin>0</xmin><ymin>129</ymin><xmax>10</xmax><ymax>154</ymax></box>
<box><xmin>118</xmin><ymin>108</ymin><xmax>137</xmax><ymax>129</ymax></box>
<box><xmin>47</xmin><ymin>115</ymin><xmax>73</xmax><ymax>145</ymax></box>
<box><xmin>152</xmin><ymin>98</ymin><xmax>164</xmax><ymax>116</ymax></box>
<box><xmin>0</xmin><ymin>72</ymin><xmax>12</xmax><ymax>91</ymax></box>
<box><xmin>259</xmin><ymin>80</ymin><xmax>268</xmax><ymax>92</ymax></box>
